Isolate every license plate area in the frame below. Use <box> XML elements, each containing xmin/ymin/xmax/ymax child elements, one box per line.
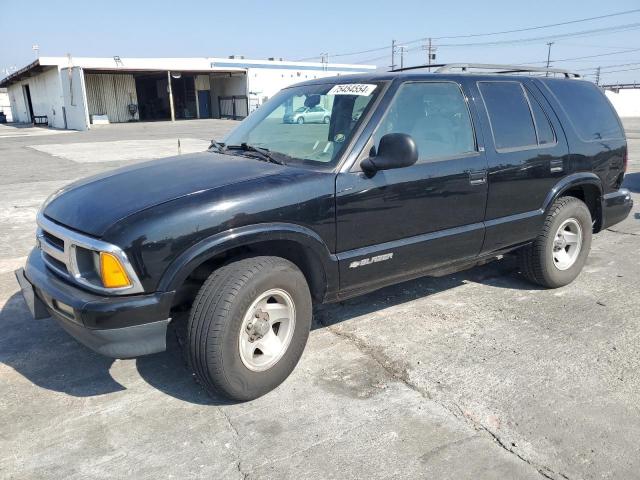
<box><xmin>15</xmin><ymin>268</ymin><xmax>50</xmax><ymax>319</ymax></box>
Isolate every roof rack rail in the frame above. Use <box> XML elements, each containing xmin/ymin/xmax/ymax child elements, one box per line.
<box><xmin>390</xmin><ymin>63</ymin><xmax>580</xmax><ymax>78</ymax></box>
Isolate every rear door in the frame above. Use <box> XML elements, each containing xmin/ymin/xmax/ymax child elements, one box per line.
<box><xmin>336</xmin><ymin>80</ymin><xmax>489</xmax><ymax>294</ymax></box>
<box><xmin>471</xmin><ymin>79</ymin><xmax>569</xmax><ymax>253</ymax></box>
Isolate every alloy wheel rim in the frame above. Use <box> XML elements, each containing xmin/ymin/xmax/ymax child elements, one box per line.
<box><xmin>552</xmin><ymin>218</ymin><xmax>582</xmax><ymax>271</ymax></box>
<box><xmin>238</xmin><ymin>289</ymin><xmax>296</xmax><ymax>372</ymax></box>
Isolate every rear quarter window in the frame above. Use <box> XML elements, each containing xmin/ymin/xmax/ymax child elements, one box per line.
<box><xmin>478</xmin><ymin>81</ymin><xmax>537</xmax><ymax>150</ymax></box>
<box><xmin>542</xmin><ymin>79</ymin><xmax>624</xmax><ymax>142</ymax></box>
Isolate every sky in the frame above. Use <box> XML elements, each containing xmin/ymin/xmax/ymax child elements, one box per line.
<box><xmin>1</xmin><ymin>0</ymin><xmax>640</xmax><ymax>85</ymax></box>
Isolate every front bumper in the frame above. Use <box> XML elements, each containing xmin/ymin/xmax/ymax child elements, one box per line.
<box><xmin>601</xmin><ymin>188</ymin><xmax>633</xmax><ymax>230</ymax></box>
<box><xmin>16</xmin><ymin>249</ymin><xmax>174</xmax><ymax>358</ymax></box>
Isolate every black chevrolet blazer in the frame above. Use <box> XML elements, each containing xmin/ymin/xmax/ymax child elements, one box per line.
<box><xmin>17</xmin><ymin>68</ymin><xmax>633</xmax><ymax>400</ymax></box>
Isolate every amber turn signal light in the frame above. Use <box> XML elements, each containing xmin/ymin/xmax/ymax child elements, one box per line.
<box><xmin>99</xmin><ymin>252</ymin><xmax>132</xmax><ymax>288</ymax></box>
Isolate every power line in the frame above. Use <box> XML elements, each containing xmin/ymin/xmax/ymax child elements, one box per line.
<box><xmin>295</xmin><ymin>8</ymin><xmax>640</xmax><ymax>61</ymax></box>
<box><xmin>598</xmin><ymin>65</ymin><xmax>640</xmax><ymax>74</ymax></box>
<box><xmin>575</xmin><ymin>61</ymin><xmax>640</xmax><ymax>72</ymax></box>
<box><xmin>520</xmin><ymin>47</ymin><xmax>640</xmax><ymax>65</ymax></box>
<box><xmin>432</xmin><ymin>22</ymin><xmax>640</xmax><ymax>48</ymax></box>
<box><xmin>350</xmin><ymin>23</ymin><xmax>640</xmax><ymax>66</ymax></box>
<box><xmin>430</xmin><ymin>8</ymin><xmax>640</xmax><ymax>40</ymax></box>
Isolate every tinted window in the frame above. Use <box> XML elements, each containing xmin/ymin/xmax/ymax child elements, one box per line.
<box><xmin>527</xmin><ymin>90</ymin><xmax>555</xmax><ymax>145</ymax></box>
<box><xmin>543</xmin><ymin>79</ymin><xmax>623</xmax><ymax>141</ymax></box>
<box><xmin>479</xmin><ymin>82</ymin><xmax>537</xmax><ymax>150</ymax></box>
<box><xmin>373</xmin><ymin>82</ymin><xmax>475</xmax><ymax>162</ymax></box>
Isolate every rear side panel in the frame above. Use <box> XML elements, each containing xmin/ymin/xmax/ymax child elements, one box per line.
<box><xmin>534</xmin><ymin>78</ymin><xmax>627</xmax><ymax>195</ymax></box>
<box><xmin>468</xmin><ymin>77</ymin><xmax>570</xmax><ymax>253</ymax></box>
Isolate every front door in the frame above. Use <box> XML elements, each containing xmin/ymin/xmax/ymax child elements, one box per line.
<box><xmin>336</xmin><ymin>81</ymin><xmax>489</xmax><ymax>294</ymax></box>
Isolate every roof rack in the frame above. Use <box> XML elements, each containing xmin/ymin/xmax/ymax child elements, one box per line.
<box><xmin>390</xmin><ymin>63</ymin><xmax>580</xmax><ymax>78</ymax></box>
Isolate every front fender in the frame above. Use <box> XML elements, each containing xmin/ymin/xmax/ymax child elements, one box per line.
<box><xmin>158</xmin><ymin>223</ymin><xmax>339</xmax><ymax>297</ymax></box>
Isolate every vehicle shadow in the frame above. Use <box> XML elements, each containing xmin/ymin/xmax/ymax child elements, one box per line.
<box><xmin>623</xmin><ymin>172</ymin><xmax>640</xmax><ymax>193</ymax></box>
<box><xmin>0</xmin><ymin>257</ymin><xmax>532</xmax><ymax>405</ymax></box>
<box><xmin>313</xmin><ymin>255</ymin><xmax>533</xmax><ymax>329</ymax></box>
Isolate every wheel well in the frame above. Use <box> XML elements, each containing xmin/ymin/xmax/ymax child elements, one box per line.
<box><xmin>561</xmin><ymin>184</ymin><xmax>602</xmax><ymax>232</ymax></box>
<box><xmin>170</xmin><ymin>240</ymin><xmax>327</xmax><ymax>313</ymax></box>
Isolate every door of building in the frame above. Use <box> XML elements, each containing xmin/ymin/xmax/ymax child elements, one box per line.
<box><xmin>23</xmin><ymin>85</ymin><xmax>34</xmax><ymax>122</ymax></box>
<box><xmin>198</xmin><ymin>90</ymin><xmax>211</xmax><ymax>118</ymax></box>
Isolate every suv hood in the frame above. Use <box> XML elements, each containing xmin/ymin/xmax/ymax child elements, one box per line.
<box><xmin>43</xmin><ymin>151</ymin><xmax>282</xmax><ymax>237</ymax></box>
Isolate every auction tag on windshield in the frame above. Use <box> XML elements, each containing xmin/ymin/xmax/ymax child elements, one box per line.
<box><xmin>328</xmin><ymin>84</ymin><xmax>377</xmax><ymax>96</ymax></box>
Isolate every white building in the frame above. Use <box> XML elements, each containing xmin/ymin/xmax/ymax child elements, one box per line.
<box><xmin>604</xmin><ymin>84</ymin><xmax>640</xmax><ymax>118</ymax></box>
<box><xmin>0</xmin><ymin>88</ymin><xmax>13</xmax><ymax>122</ymax></box>
<box><xmin>0</xmin><ymin>56</ymin><xmax>375</xmax><ymax>130</ymax></box>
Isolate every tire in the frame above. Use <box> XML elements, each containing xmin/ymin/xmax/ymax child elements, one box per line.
<box><xmin>323</xmin><ymin>116</ymin><xmax>330</xmax><ymax>124</ymax></box>
<box><xmin>187</xmin><ymin>256</ymin><xmax>312</xmax><ymax>401</ymax></box>
<box><xmin>519</xmin><ymin>196</ymin><xmax>592</xmax><ymax>288</ymax></box>
<box><xmin>297</xmin><ymin>116</ymin><xmax>304</xmax><ymax>125</ymax></box>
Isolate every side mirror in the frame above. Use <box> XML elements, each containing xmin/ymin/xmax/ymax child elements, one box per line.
<box><xmin>361</xmin><ymin>133</ymin><xmax>418</xmax><ymax>177</ymax></box>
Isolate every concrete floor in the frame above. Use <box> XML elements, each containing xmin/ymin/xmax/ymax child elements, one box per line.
<box><xmin>1</xmin><ymin>118</ymin><xmax>639</xmax><ymax>480</ymax></box>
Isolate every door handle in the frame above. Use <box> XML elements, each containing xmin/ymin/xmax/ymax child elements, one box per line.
<box><xmin>468</xmin><ymin>170</ymin><xmax>487</xmax><ymax>185</ymax></box>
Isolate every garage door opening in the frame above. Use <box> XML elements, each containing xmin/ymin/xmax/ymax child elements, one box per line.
<box><xmin>85</xmin><ymin>70</ymin><xmax>247</xmax><ymax>124</ymax></box>
<box><xmin>135</xmin><ymin>73</ymin><xmax>170</xmax><ymax>121</ymax></box>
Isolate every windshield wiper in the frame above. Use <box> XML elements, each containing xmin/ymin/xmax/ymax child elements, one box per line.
<box><xmin>208</xmin><ymin>139</ymin><xmax>226</xmax><ymax>152</ymax></box>
<box><xmin>226</xmin><ymin>143</ymin><xmax>286</xmax><ymax>165</ymax></box>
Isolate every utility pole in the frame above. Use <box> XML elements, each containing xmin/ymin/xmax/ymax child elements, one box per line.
<box><xmin>398</xmin><ymin>45</ymin><xmax>408</xmax><ymax>70</ymax></box>
<box><xmin>545</xmin><ymin>42</ymin><xmax>554</xmax><ymax>76</ymax></box>
<box><xmin>595</xmin><ymin>66</ymin><xmax>601</xmax><ymax>86</ymax></box>
<box><xmin>421</xmin><ymin>38</ymin><xmax>436</xmax><ymax>71</ymax></box>
<box><xmin>391</xmin><ymin>39</ymin><xmax>397</xmax><ymax>71</ymax></box>
<box><xmin>320</xmin><ymin>53</ymin><xmax>328</xmax><ymax>71</ymax></box>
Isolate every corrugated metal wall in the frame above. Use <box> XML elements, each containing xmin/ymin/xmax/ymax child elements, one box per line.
<box><xmin>85</xmin><ymin>73</ymin><xmax>139</xmax><ymax>123</ymax></box>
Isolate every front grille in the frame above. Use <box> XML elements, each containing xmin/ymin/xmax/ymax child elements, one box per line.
<box><xmin>42</xmin><ymin>251</ymin><xmax>68</xmax><ymax>275</ymax></box>
<box><xmin>42</xmin><ymin>230</ymin><xmax>64</xmax><ymax>250</ymax></box>
<box><xmin>35</xmin><ymin>213</ymin><xmax>144</xmax><ymax>295</ymax></box>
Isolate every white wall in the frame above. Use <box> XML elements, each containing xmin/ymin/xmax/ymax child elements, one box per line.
<box><xmin>0</xmin><ymin>90</ymin><xmax>12</xmax><ymax>122</ymax></box>
<box><xmin>6</xmin><ymin>67</ymin><xmax>66</xmax><ymax>128</ymax></box>
<box><xmin>605</xmin><ymin>88</ymin><xmax>640</xmax><ymax>118</ymax></box>
<box><xmin>60</xmin><ymin>67</ymin><xmax>90</xmax><ymax>130</ymax></box>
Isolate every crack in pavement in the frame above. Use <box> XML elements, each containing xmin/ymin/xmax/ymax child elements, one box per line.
<box><xmin>218</xmin><ymin>407</ymin><xmax>249</xmax><ymax>479</ymax></box>
<box><xmin>318</xmin><ymin>316</ymin><xmax>572</xmax><ymax>480</ymax></box>
<box><xmin>606</xmin><ymin>228</ymin><xmax>640</xmax><ymax>237</ymax></box>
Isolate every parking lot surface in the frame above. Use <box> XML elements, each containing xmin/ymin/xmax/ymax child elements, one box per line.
<box><xmin>1</xmin><ymin>119</ymin><xmax>639</xmax><ymax>479</ymax></box>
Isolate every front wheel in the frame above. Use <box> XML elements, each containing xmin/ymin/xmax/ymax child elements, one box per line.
<box><xmin>323</xmin><ymin>116</ymin><xmax>330</xmax><ymax>124</ymax></box>
<box><xmin>518</xmin><ymin>196</ymin><xmax>592</xmax><ymax>288</ymax></box>
<box><xmin>187</xmin><ymin>256</ymin><xmax>312</xmax><ymax>401</ymax></box>
<box><xmin>297</xmin><ymin>116</ymin><xmax>305</xmax><ymax>125</ymax></box>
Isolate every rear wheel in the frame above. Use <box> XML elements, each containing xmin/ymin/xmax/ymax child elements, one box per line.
<box><xmin>519</xmin><ymin>196</ymin><xmax>592</xmax><ymax>288</ymax></box>
<box><xmin>323</xmin><ymin>116</ymin><xmax>330</xmax><ymax>124</ymax></box>
<box><xmin>187</xmin><ymin>256</ymin><xmax>312</xmax><ymax>401</ymax></box>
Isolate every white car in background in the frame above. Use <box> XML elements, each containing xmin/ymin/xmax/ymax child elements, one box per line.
<box><xmin>283</xmin><ymin>105</ymin><xmax>331</xmax><ymax>124</ymax></box>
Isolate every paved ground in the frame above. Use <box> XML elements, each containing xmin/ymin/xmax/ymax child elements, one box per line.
<box><xmin>1</xmin><ymin>119</ymin><xmax>639</xmax><ymax>480</ymax></box>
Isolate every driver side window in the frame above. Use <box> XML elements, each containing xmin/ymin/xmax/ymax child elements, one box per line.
<box><xmin>373</xmin><ymin>82</ymin><xmax>476</xmax><ymax>163</ymax></box>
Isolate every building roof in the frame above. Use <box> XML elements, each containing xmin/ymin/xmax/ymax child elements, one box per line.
<box><xmin>0</xmin><ymin>56</ymin><xmax>376</xmax><ymax>87</ymax></box>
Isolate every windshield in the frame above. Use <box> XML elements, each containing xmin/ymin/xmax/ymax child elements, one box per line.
<box><xmin>223</xmin><ymin>82</ymin><xmax>383</xmax><ymax>167</ymax></box>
